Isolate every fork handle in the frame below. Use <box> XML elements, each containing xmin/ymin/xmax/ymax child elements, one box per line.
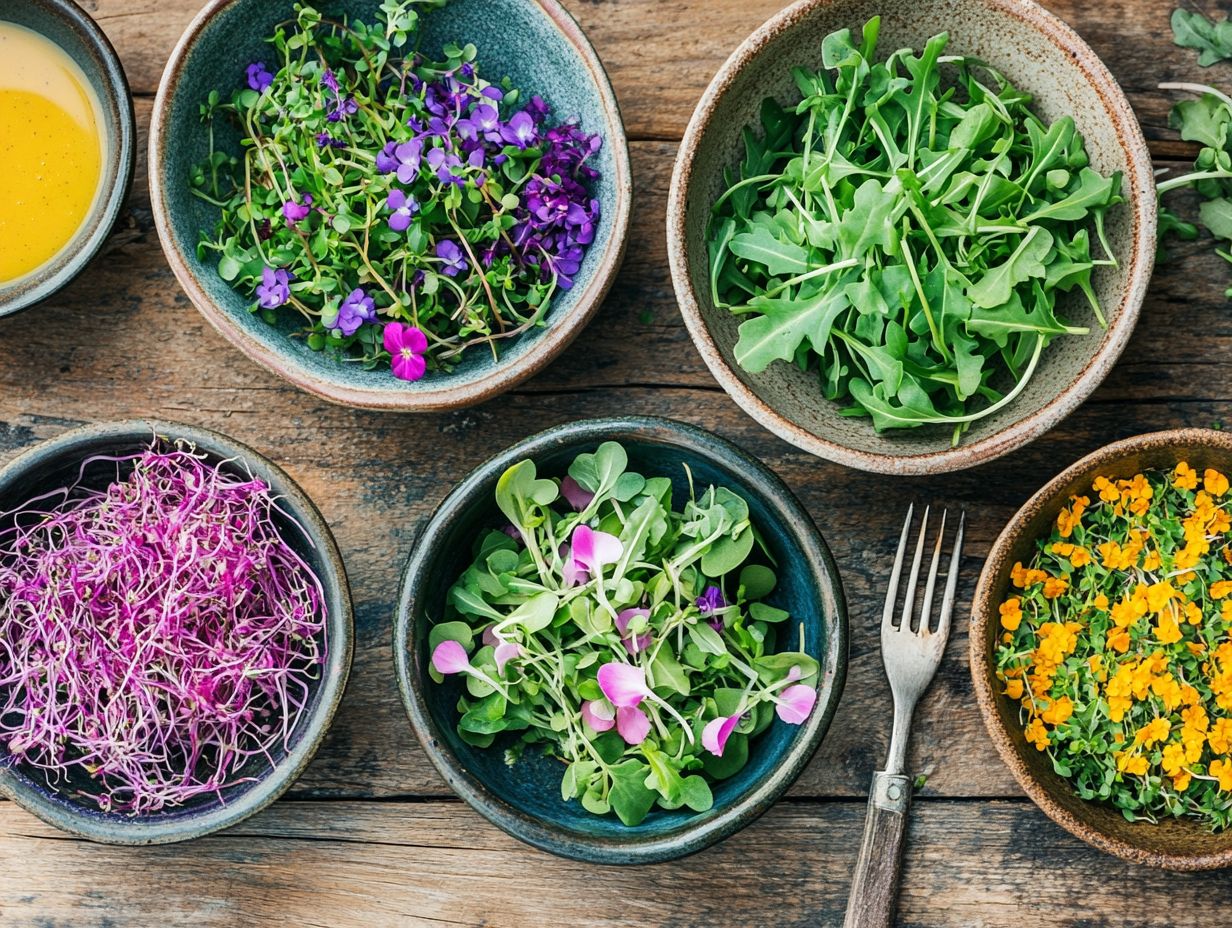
<box><xmin>842</xmin><ymin>772</ymin><xmax>912</xmax><ymax>928</ymax></box>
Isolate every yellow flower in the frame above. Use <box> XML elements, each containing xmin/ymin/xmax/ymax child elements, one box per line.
<box><xmin>1010</xmin><ymin>562</ymin><xmax>1048</xmax><ymax>589</ymax></box>
<box><xmin>1206</xmin><ymin>469</ymin><xmax>1230</xmax><ymax>496</ymax></box>
<box><xmin>1142</xmin><ymin>549</ymin><xmax>1162</xmax><ymax>571</ymax></box>
<box><xmin>1111</xmin><ymin>593</ymin><xmax>1147</xmax><ymax>629</ymax></box>
<box><xmin>1094</xmin><ymin>476</ymin><xmax>1120</xmax><ymax>503</ymax></box>
<box><xmin>1210</xmin><ymin>718</ymin><xmax>1232</xmax><ymax>754</ymax></box>
<box><xmin>1135</xmin><ymin>717</ymin><xmax>1171</xmax><ymax>747</ymax></box>
<box><xmin>1004</xmin><ymin>678</ymin><xmax>1024</xmax><ymax>700</ymax></box>
<box><xmin>1175</xmin><ymin>461</ymin><xmax>1199</xmax><ymax>491</ymax></box>
<box><xmin>1156</xmin><ymin>611</ymin><xmax>1183</xmax><ymax>645</ymax></box>
<box><xmin>1162</xmin><ymin>742</ymin><xmax>1188</xmax><ymax>776</ymax></box>
<box><xmin>1116</xmin><ymin>751</ymin><xmax>1149</xmax><ymax>776</ymax></box>
<box><xmin>1185</xmin><ymin>601</ymin><xmax>1204</xmax><ymax>625</ymax></box>
<box><xmin>1222</xmin><ymin>600</ymin><xmax>1232</xmax><ymax>624</ymax></box>
<box><xmin>1211</xmin><ymin>580</ymin><xmax>1232</xmax><ymax>600</ymax></box>
<box><xmin>1174</xmin><ymin>770</ymin><xmax>1194</xmax><ymax>791</ymax></box>
<box><xmin>1212</xmin><ymin>758</ymin><xmax>1232</xmax><ymax>791</ymax></box>
<box><xmin>1041</xmin><ymin>696</ymin><xmax>1074</xmax><ymax>726</ymax></box>
<box><xmin>1042</xmin><ymin>576</ymin><xmax>1069</xmax><ymax>600</ymax></box>
<box><xmin>1094</xmin><ymin>593</ymin><xmax>1110</xmax><ymax>611</ymax></box>
<box><xmin>1025</xmin><ymin>718</ymin><xmax>1050</xmax><ymax>751</ymax></box>
<box><xmin>1146</xmin><ymin>581</ymin><xmax>1180</xmax><ymax>612</ymax></box>
<box><xmin>1106</xmin><ymin>627</ymin><xmax>1130</xmax><ymax>654</ymax></box>
<box><xmin>1151</xmin><ymin>673</ymin><xmax>1183</xmax><ymax>711</ymax></box>
<box><xmin>999</xmin><ymin>598</ymin><xmax>1023</xmax><ymax>632</ymax></box>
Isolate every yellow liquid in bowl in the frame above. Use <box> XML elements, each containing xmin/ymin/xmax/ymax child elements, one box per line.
<box><xmin>0</xmin><ymin>22</ymin><xmax>104</xmax><ymax>284</ymax></box>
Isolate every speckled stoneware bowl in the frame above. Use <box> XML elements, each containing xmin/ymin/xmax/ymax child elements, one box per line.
<box><xmin>0</xmin><ymin>0</ymin><xmax>136</xmax><ymax>318</ymax></box>
<box><xmin>150</xmin><ymin>0</ymin><xmax>631</xmax><ymax>410</ymax></box>
<box><xmin>394</xmin><ymin>416</ymin><xmax>848</xmax><ymax>864</ymax></box>
<box><xmin>972</xmin><ymin>429</ymin><xmax>1232</xmax><ymax>870</ymax></box>
<box><xmin>667</xmin><ymin>0</ymin><xmax>1156</xmax><ymax>476</ymax></box>
<box><xmin>0</xmin><ymin>420</ymin><xmax>354</xmax><ymax>844</ymax></box>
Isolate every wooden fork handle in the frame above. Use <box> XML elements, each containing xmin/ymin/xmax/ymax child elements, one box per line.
<box><xmin>842</xmin><ymin>772</ymin><xmax>912</xmax><ymax>928</ymax></box>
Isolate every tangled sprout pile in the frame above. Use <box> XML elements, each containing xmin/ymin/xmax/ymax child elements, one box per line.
<box><xmin>996</xmin><ymin>463</ymin><xmax>1232</xmax><ymax>829</ymax></box>
<box><xmin>193</xmin><ymin>1</ymin><xmax>603</xmax><ymax>382</ymax></box>
<box><xmin>0</xmin><ymin>446</ymin><xmax>328</xmax><ymax>814</ymax></box>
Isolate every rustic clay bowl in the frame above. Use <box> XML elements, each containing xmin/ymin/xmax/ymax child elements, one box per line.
<box><xmin>972</xmin><ymin>429</ymin><xmax>1232</xmax><ymax>870</ymax></box>
<box><xmin>0</xmin><ymin>0</ymin><xmax>135</xmax><ymax>317</ymax></box>
<box><xmin>150</xmin><ymin>0</ymin><xmax>631</xmax><ymax>411</ymax></box>
<box><xmin>0</xmin><ymin>420</ymin><xmax>354</xmax><ymax>844</ymax></box>
<box><xmin>394</xmin><ymin>416</ymin><xmax>848</xmax><ymax>864</ymax></box>
<box><xmin>667</xmin><ymin>0</ymin><xmax>1156</xmax><ymax>476</ymax></box>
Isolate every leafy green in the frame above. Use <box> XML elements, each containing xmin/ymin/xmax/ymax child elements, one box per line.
<box><xmin>1172</xmin><ymin>8</ymin><xmax>1232</xmax><ymax>67</ymax></box>
<box><xmin>707</xmin><ymin>18</ymin><xmax>1122</xmax><ymax>442</ymax></box>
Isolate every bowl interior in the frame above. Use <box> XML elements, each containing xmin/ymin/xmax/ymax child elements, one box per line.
<box><xmin>974</xmin><ymin>430</ymin><xmax>1232</xmax><ymax>867</ymax></box>
<box><xmin>0</xmin><ymin>423</ymin><xmax>350</xmax><ymax>842</ymax></box>
<box><xmin>0</xmin><ymin>0</ymin><xmax>133</xmax><ymax>316</ymax></box>
<box><xmin>674</xmin><ymin>0</ymin><xmax>1153</xmax><ymax>471</ymax></box>
<box><xmin>401</xmin><ymin>420</ymin><xmax>845</xmax><ymax>858</ymax></box>
<box><xmin>156</xmin><ymin>0</ymin><xmax>624</xmax><ymax>403</ymax></box>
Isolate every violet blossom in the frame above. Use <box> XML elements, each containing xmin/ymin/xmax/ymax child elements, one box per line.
<box><xmin>386</xmin><ymin>189</ymin><xmax>419</xmax><ymax>232</ymax></box>
<box><xmin>384</xmin><ymin>323</ymin><xmax>428</xmax><ymax>382</ymax></box>
<box><xmin>256</xmin><ymin>267</ymin><xmax>291</xmax><ymax>309</ymax></box>
<box><xmin>330</xmin><ymin>288</ymin><xmax>377</xmax><ymax>338</ymax></box>
<box><xmin>246</xmin><ymin>62</ymin><xmax>273</xmax><ymax>92</ymax></box>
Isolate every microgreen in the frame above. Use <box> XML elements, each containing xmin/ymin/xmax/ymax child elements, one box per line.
<box><xmin>0</xmin><ymin>444</ymin><xmax>328</xmax><ymax>815</ymax></box>
<box><xmin>191</xmin><ymin>1</ymin><xmax>602</xmax><ymax>381</ymax></box>
<box><xmin>1172</xmin><ymin>7</ymin><xmax>1232</xmax><ymax>67</ymax></box>
<box><xmin>995</xmin><ymin>464</ymin><xmax>1232</xmax><ymax>829</ymax></box>
<box><xmin>427</xmin><ymin>442</ymin><xmax>820</xmax><ymax>826</ymax></box>
<box><xmin>706</xmin><ymin>18</ymin><xmax>1122</xmax><ymax>445</ymax></box>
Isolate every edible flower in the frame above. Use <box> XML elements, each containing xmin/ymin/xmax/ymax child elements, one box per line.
<box><xmin>775</xmin><ymin>684</ymin><xmax>818</xmax><ymax>724</ymax></box>
<box><xmin>386</xmin><ymin>189</ymin><xmax>419</xmax><ymax>232</ymax></box>
<box><xmin>256</xmin><ymin>266</ymin><xmax>291</xmax><ymax>309</ymax></box>
<box><xmin>330</xmin><ymin>287</ymin><xmax>377</xmax><ymax>338</ymax></box>
<box><xmin>246</xmin><ymin>61</ymin><xmax>273</xmax><ymax>92</ymax></box>
<box><xmin>702</xmin><ymin>714</ymin><xmax>742</xmax><ymax>757</ymax></box>
<box><xmin>383</xmin><ymin>323</ymin><xmax>428</xmax><ymax>382</ymax></box>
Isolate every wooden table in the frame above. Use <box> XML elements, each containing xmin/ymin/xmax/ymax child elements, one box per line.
<box><xmin>1</xmin><ymin>0</ymin><xmax>1230</xmax><ymax>924</ymax></box>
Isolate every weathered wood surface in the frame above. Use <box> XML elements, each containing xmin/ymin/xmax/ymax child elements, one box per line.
<box><xmin>3</xmin><ymin>0</ymin><xmax>1232</xmax><ymax>924</ymax></box>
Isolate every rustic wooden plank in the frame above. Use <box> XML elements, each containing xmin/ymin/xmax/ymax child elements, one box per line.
<box><xmin>3</xmin><ymin>798</ymin><xmax>1232</xmax><ymax>926</ymax></box>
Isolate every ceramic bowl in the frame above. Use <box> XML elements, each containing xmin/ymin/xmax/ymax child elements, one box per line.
<box><xmin>667</xmin><ymin>0</ymin><xmax>1156</xmax><ymax>476</ymax></box>
<box><xmin>150</xmin><ymin>0</ymin><xmax>631</xmax><ymax>411</ymax></box>
<box><xmin>0</xmin><ymin>0</ymin><xmax>136</xmax><ymax>317</ymax></box>
<box><xmin>0</xmin><ymin>420</ymin><xmax>354</xmax><ymax>844</ymax></box>
<box><xmin>394</xmin><ymin>416</ymin><xmax>848</xmax><ymax>864</ymax></box>
<box><xmin>972</xmin><ymin>429</ymin><xmax>1232</xmax><ymax>870</ymax></box>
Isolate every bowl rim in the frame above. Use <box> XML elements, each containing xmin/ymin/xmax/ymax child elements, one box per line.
<box><xmin>0</xmin><ymin>0</ymin><xmax>137</xmax><ymax>319</ymax></box>
<box><xmin>392</xmin><ymin>415</ymin><xmax>849</xmax><ymax>864</ymax></box>
<box><xmin>0</xmin><ymin>418</ymin><xmax>355</xmax><ymax>844</ymax></box>
<box><xmin>665</xmin><ymin>0</ymin><xmax>1158</xmax><ymax>476</ymax></box>
<box><xmin>148</xmin><ymin>0</ymin><xmax>632</xmax><ymax>412</ymax></box>
<box><xmin>970</xmin><ymin>428</ymin><xmax>1232</xmax><ymax>870</ymax></box>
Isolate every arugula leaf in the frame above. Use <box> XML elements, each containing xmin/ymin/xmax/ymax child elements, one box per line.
<box><xmin>733</xmin><ymin>280</ymin><xmax>852</xmax><ymax>373</ymax></box>
<box><xmin>967</xmin><ymin>228</ymin><xmax>1054</xmax><ymax>309</ymax></box>
<box><xmin>1172</xmin><ymin>8</ymin><xmax>1232</xmax><ymax>67</ymax></box>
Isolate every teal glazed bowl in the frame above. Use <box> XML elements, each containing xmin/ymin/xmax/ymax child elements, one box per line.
<box><xmin>0</xmin><ymin>420</ymin><xmax>354</xmax><ymax>844</ymax></box>
<box><xmin>0</xmin><ymin>0</ymin><xmax>136</xmax><ymax>317</ymax></box>
<box><xmin>150</xmin><ymin>0</ymin><xmax>631</xmax><ymax>410</ymax></box>
<box><xmin>394</xmin><ymin>417</ymin><xmax>848</xmax><ymax>864</ymax></box>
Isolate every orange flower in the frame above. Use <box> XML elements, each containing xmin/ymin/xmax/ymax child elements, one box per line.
<box><xmin>1211</xmin><ymin>580</ymin><xmax>1232</xmax><ymax>600</ymax></box>
<box><xmin>999</xmin><ymin>598</ymin><xmax>1023</xmax><ymax>632</ymax></box>
<box><xmin>1025</xmin><ymin>718</ymin><xmax>1050</xmax><ymax>751</ymax></box>
<box><xmin>1135</xmin><ymin>717</ymin><xmax>1171</xmax><ymax>747</ymax></box>
<box><xmin>1210</xmin><ymin>718</ymin><xmax>1232</xmax><ymax>754</ymax></box>
<box><xmin>1206</xmin><ymin>469</ymin><xmax>1231</xmax><ymax>497</ymax></box>
<box><xmin>1106</xmin><ymin>627</ymin><xmax>1130</xmax><ymax>653</ymax></box>
<box><xmin>1116</xmin><ymin>751</ymin><xmax>1149</xmax><ymax>776</ymax></box>
<box><xmin>1042</xmin><ymin>576</ymin><xmax>1069</xmax><ymax>600</ymax></box>
<box><xmin>1004</xmin><ymin>678</ymin><xmax>1024</xmax><ymax>700</ymax></box>
<box><xmin>1212</xmin><ymin>758</ymin><xmax>1232</xmax><ymax>791</ymax></box>
<box><xmin>1041</xmin><ymin>696</ymin><xmax>1074</xmax><ymax>726</ymax></box>
<box><xmin>1175</xmin><ymin>461</ymin><xmax>1199</xmax><ymax>491</ymax></box>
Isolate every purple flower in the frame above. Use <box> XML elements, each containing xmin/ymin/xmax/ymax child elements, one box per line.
<box><xmin>697</xmin><ymin>585</ymin><xmax>727</xmax><ymax>632</ymax></box>
<box><xmin>255</xmin><ymin>267</ymin><xmax>291</xmax><ymax>309</ymax></box>
<box><xmin>560</xmin><ymin>475</ymin><xmax>594</xmax><ymax>511</ymax></box>
<box><xmin>321</xmin><ymin>69</ymin><xmax>340</xmax><ymax>93</ymax></box>
<box><xmin>327</xmin><ymin>96</ymin><xmax>358</xmax><ymax>123</ymax></box>
<box><xmin>316</xmin><ymin>132</ymin><xmax>346</xmax><ymax>150</ymax></box>
<box><xmin>384</xmin><ymin>323</ymin><xmax>428</xmax><ymax>382</ymax></box>
<box><xmin>386</xmin><ymin>189</ymin><xmax>419</xmax><ymax>232</ymax></box>
<box><xmin>435</xmin><ymin>239</ymin><xmax>469</xmax><ymax>278</ymax></box>
<box><xmin>458</xmin><ymin>104</ymin><xmax>502</xmax><ymax>144</ymax></box>
<box><xmin>376</xmin><ymin>142</ymin><xmax>400</xmax><ymax>174</ymax></box>
<box><xmin>526</xmin><ymin>95</ymin><xmax>551</xmax><ymax>124</ymax></box>
<box><xmin>426</xmin><ymin>147</ymin><xmax>465</xmax><ymax>186</ymax></box>
<box><xmin>246</xmin><ymin>62</ymin><xmax>273</xmax><ymax>92</ymax></box>
<box><xmin>614</xmin><ymin>608</ymin><xmax>652</xmax><ymax>655</ymax></box>
<box><xmin>500</xmin><ymin>111</ymin><xmax>538</xmax><ymax>149</ymax></box>
<box><xmin>329</xmin><ymin>287</ymin><xmax>377</xmax><ymax>338</ymax></box>
<box><xmin>282</xmin><ymin>193</ymin><xmax>312</xmax><ymax>225</ymax></box>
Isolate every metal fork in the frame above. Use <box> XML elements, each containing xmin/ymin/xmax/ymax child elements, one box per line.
<box><xmin>843</xmin><ymin>505</ymin><xmax>965</xmax><ymax>928</ymax></box>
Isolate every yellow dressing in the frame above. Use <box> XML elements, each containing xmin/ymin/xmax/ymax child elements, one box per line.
<box><xmin>0</xmin><ymin>22</ymin><xmax>103</xmax><ymax>283</ymax></box>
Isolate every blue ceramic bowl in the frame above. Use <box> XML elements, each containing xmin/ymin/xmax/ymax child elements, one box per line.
<box><xmin>0</xmin><ymin>0</ymin><xmax>136</xmax><ymax>317</ymax></box>
<box><xmin>0</xmin><ymin>420</ymin><xmax>354</xmax><ymax>844</ymax></box>
<box><xmin>150</xmin><ymin>0</ymin><xmax>631</xmax><ymax>410</ymax></box>
<box><xmin>394</xmin><ymin>417</ymin><xmax>848</xmax><ymax>864</ymax></box>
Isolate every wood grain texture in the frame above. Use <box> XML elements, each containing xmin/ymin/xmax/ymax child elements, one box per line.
<box><xmin>3</xmin><ymin>0</ymin><xmax>1232</xmax><ymax>923</ymax></box>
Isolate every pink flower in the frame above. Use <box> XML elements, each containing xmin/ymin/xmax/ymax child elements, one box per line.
<box><xmin>494</xmin><ymin>642</ymin><xmax>522</xmax><ymax>674</ymax></box>
<box><xmin>482</xmin><ymin>625</ymin><xmax>501</xmax><ymax>648</ymax></box>
<box><xmin>597</xmin><ymin>662</ymin><xmax>649</xmax><ymax>708</ymax></box>
<box><xmin>562</xmin><ymin>524</ymin><xmax>623</xmax><ymax>586</ymax></box>
<box><xmin>431</xmin><ymin>640</ymin><xmax>471</xmax><ymax>676</ymax></box>
<box><xmin>776</xmin><ymin>684</ymin><xmax>817</xmax><ymax>724</ymax></box>
<box><xmin>581</xmin><ymin>699</ymin><xmax>615</xmax><ymax>733</ymax></box>
<box><xmin>616</xmin><ymin>706</ymin><xmax>650</xmax><ymax>745</ymax></box>
<box><xmin>384</xmin><ymin>323</ymin><xmax>428</xmax><ymax>382</ymax></box>
<box><xmin>561</xmin><ymin>475</ymin><xmax>595</xmax><ymax>511</ymax></box>
<box><xmin>614</xmin><ymin>608</ymin><xmax>652</xmax><ymax>655</ymax></box>
<box><xmin>702</xmin><ymin>714</ymin><xmax>742</xmax><ymax>757</ymax></box>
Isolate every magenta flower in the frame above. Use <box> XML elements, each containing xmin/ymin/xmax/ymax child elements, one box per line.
<box><xmin>283</xmin><ymin>194</ymin><xmax>312</xmax><ymax>225</ymax></box>
<box><xmin>560</xmin><ymin>476</ymin><xmax>594</xmax><ymax>511</ymax></box>
<box><xmin>776</xmin><ymin>684</ymin><xmax>818</xmax><ymax>724</ymax></box>
<box><xmin>384</xmin><ymin>323</ymin><xmax>428</xmax><ymax>382</ymax></box>
<box><xmin>597</xmin><ymin>662</ymin><xmax>649</xmax><ymax>708</ymax></box>
<box><xmin>581</xmin><ymin>699</ymin><xmax>615</xmax><ymax>733</ymax></box>
<box><xmin>616</xmin><ymin>706</ymin><xmax>650</xmax><ymax>745</ymax></box>
<box><xmin>702</xmin><ymin>714</ymin><xmax>742</xmax><ymax>757</ymax></box>
<box><xmin>435</xmin><ymin>239</ymin><xmax>469</xmax><ymax>278</ymax></box>
<box><xmin>330</xmin><ymin>288</ymin><xmax>377</xmax><ymax>338</ymax></box>
<box><xmin>569</xmin><ymin>524</ymin><xmax>622</xmax><ymax>576</ymax></box>
<box><xmin>246</xmin><ymin>62</ymin><xmax>273</xmax><ymax>92</ymax></box>
<box><xmin>431</xmin><ymin>640</ymin><xmax>471</xmax><ymax>676</ymax></box>
<box><xmin>494</xmin><ymin>642</ymin><xmax>522</xmax><ymax>675</ymax></box>
<box><xmin>256</xmin><ymin>267</ymin><xmax>291</xmax><ymax>309</ymax></box>
<box><xmin>614</xmin><ymin>607</ymin><xmax>652</xmax><ymax>655</ymax></box>
<box><xmin>386</xmin><ymin>189</ymin><xmax>419</xmax><ymax>232</ymax></box>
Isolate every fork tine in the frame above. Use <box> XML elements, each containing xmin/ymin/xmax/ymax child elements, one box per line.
<box><xmin>935</xmin><ymin>512</ymin><xmax>966</xmax><ymax>642</ymax></box>
<box><xmin>899</xmin><ymin>505</ymin><xmax>930</xmax><ymax>632</ymax></box>
<box><xmin>882</xmin><ymin>504</ymin><xmax>915</xmax><ymax>632</ymax></box>
<box><xmin>917</xmin><ymin>510</ymin><xmax>948</xmax><ymax>634</ymax></box>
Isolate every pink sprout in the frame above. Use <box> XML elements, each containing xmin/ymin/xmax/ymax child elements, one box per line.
<box><xmin>596</xmin><ymin>662</ymin><xmax>649</xmax><ymax>708</ymax></box>
<box><xmin>776</xmin><ymin>685</ymin><xmax>818</xmax><ymax>724</ymax></box>
<box><xmin>560</xmin><ymin>476</ymin><xmax>594</xmax><ymax>511</ymax></box>
<box><xmin>580</xmin><ymin>699</ymin><xmax>615</xmax><ymax>733</ymax></box>
<box><xmin>563</xmin><ymin>524</ymin><xmax>622</xmax><ymax>586</ymax></box>
<box><xmin>616</xmin><ymin>706</ymin><xmax>650</xmax><ymax>745</ymax></box>
<box><xmin>614</xmin><ymin>608</ymin><xmax>652</xmax><ymax>655</ymax></box>
<box><xmin>432</xmin><ymin>640</ymin><xmax>471</xmax><ymax>676</ymax></box>
<box><xmin>0</xmin><ymin>446</ymin><xmax>328</xmax><ymax>815</ymax></box>
<box><xmin>702</xmin><ymin>714</ymin><xmax>742</xmax><ymax>757</ymax></box>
